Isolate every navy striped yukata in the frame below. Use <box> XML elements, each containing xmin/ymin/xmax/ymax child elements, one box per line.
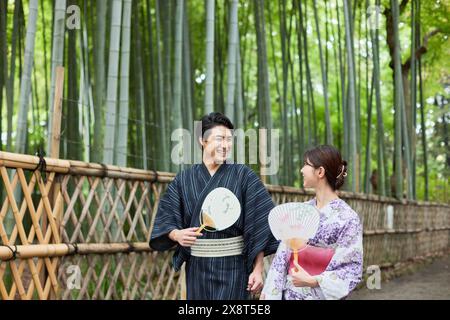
<box><xmin>149</xmin><ymin>163</ymin><xmax>279</xmax><ymax>300</ymax></box>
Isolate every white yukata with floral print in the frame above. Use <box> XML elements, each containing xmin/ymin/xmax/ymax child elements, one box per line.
<box><xmin>262</xmin><ymin>198</ymin><xmax>363</xmax><ymax>300</ymax></box>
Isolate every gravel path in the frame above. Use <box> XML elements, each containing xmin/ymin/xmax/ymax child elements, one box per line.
<box><xmin>348</xmin><ymin>254</ymin><xmax>450</xmax><ymax>300</ymax></box>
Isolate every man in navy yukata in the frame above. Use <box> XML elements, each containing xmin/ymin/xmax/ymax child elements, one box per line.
<box><xmin>150</xmin><ymin>112</ymin><xmax>279</xmax><ymax>300</ymax></box>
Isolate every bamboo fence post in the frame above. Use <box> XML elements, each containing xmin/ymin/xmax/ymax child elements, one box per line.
<box><xmin>180</xmin><ymin>263</ymin><xmax>186</xmax><ymax>300</ymax></box>
<box><xmin>49</xmin><ymin>66</ymin><xmax>64</xmax><ymax>160</ymax></box>
<box><xmin>46</xmin><ymin>66</ymin><xmax>64</xmax><ymax>299</ymax></box>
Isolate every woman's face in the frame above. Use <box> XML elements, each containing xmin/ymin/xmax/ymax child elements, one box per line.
<box><xmin>300</xmin><ymin>158</ymin><xmax>320</xmax><ymax>188</ymax></box>
<box><xmin>200</xmin><ymin>125</ymin><xmax>233</xmax><ymax>164</ymax></box>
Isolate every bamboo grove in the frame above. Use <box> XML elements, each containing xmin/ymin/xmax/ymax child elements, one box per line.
<box><xmin>0</xmin><ymin>0</ymin><xmax>449</xmax><ymax>202</ymax></box>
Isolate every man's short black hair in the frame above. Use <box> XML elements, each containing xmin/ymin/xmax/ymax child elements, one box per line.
<box><xmin>197</xmin><ymin>112</ymin><xmax>234</xmax><ymax>141</ymax></box>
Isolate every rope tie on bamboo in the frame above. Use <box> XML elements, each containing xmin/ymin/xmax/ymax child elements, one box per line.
<box><xmin>64</xmin><ymin>243</ymin><xmax>79</xmax><ymax>256</ymax></box>
<box><xmin>150</xmin><ymin>169</ymin><xmax>158</xmax><ymax>184</ymax></box>
<box><xmin>99</xmin><ymin>163</ymin><xmax>108</xmax><ymax>178</ymax></box>
<box><xmin>126</xmin><ymin>241</ymin><xmax>136</xmax><ymax>253</ymax></box>
<box><xmin>72</xmin><ymin>242</ymin><xmax>79</xmax><ymax>255</ymax></box>
<box><xmin>1</xmin><ymin>244</ymin><xmax>18</xmax><ymax>261</ymax></box>
<box><xmin>33</xmin><ymin>149</ymin><xmax>47</xmax><ymax>183</ymax></box>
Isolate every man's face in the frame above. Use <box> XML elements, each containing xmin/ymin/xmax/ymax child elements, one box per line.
<box><xmin>200</xmin><ymin>125</ymin><xmax>233</xmax><ymax>164</ymax></box>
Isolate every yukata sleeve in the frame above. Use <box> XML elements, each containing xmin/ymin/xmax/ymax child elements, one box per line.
<box><xmin>149</xmin><ymin>174</ymin><xmax>184</xmax><ymax>251</ymax></box>
<box><xmin>262</xmin><ymin>242</ymin><xmax>290</xmax><ymax>300</ymax></box>
<box><xmin>242</xmin><ymin>169</ymin><xmax>279</xmax><ymax>273</ymax></box>
<box><xmin>313</xmin><ymin>214</ymin><xmax>363</xmax><ymax>300</ymax></box>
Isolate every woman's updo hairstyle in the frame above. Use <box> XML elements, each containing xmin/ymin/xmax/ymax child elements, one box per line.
<box><xmin>303</xmin><ymin>145</ymin><xmax>348</xmax><ymax>190</ymax></box>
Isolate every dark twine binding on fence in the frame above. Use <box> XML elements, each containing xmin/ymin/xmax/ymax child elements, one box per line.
<box><xmin>150</xmin><ymin>169</ymin><xmax>158</xmax><ymax>184</ymax></box>
<box><xmin>126</xmin><ymin>241</ymin><xmax>136</xmax><ymax>253</ymax></box>
<box><xmin>33</xmin><ymin>149</ymin><xmax>47</xmax><ymax>183</ymax></box>
<box><xmin>64</xmin><ymin>243</ymin><xmax>79</xmax><ymax>256</ymax></box>
<box><xmin>99</xmin><ymin>163</ymin><xmax>108</xmax><ymax>178</ymax></box>
<box><xmin>72</xmin><ymin>243</ymin><xmax>79</xmax><ymax>255</ymax></box>
<box><xmin>1</xmin><ymin>244</ymin><xmax>18</xmax><ymax>261</ymax></box>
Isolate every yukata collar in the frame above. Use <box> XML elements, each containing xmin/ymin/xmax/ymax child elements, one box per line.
<box><xmin>311</xmin><ymin>197</ymin><xmax>342</xmax><ymax>214</ymax></box>
<box><xmin>200</xmin><ymin>161</ymin><xmax>228</xmax><ymax>179</ymax></box>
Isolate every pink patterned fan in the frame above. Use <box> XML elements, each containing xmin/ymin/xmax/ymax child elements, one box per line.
<box><xmin>268</xmin><ymin>203</ymin><xmax>320</xmax><ymax>267</ymax></box>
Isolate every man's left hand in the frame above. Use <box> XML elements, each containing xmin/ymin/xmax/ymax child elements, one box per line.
<box><xmin>247</xmin><ymin>270</ymin><xmax>264</xmax><ymax>294</ymax></box>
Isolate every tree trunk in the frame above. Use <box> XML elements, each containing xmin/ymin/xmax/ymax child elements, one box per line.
<box><xmin>182</xmin><ymin>1</ymin><xmax>194</xmax><ymax>132</ymax></box>
<box><xmin>66</xmin><ymin>0</ymin><xmax>80</xmax><ymax>161</ymax></box>
<box><xmin>335</xmin><ymin>0</ymin><xmax>346</xmax><ymax>159</ymax></box>
<box><xmin>369</xmin><ymin>1</ymin><xmax>388</xmax><ymax>196</ymax></box>
<box><xmin>410</xmin><ymin>0</ymin><xmax>417</xmax><ymax>198</ymax></box>
<box><xmin>92</xmin><ymin>0</ymin><xmax>107</xmax><ymax>163</ymax></box>
<box><xmin>313</xmin><ymin>0</ymin><xmax>333</xmax><ymax>145</ymax></box>
<box><xmin>144</xmin><ymin>0</ymin><xmax>156</xmax><ymax>170</ymax></box>
<box><xmin>116</xmin><ymin>0</ymin><xmax>132</xmax><ymax>167</ymax></box>
<box><xmin>225</xmin><ymin>0</ymin><xmax>238</xmax><ymax>123</ymax></box>
<box><xmin>6</xmin><ymin>0</ymin><xmax>21</xmax><ymax>152</ymax></box>
<box><xmin>170</xmin><ymin>0</ymin><xmax>184</xmax><ymax>171</ymax></box>
<box><xmin>41</xmin><ymin>0</ymin><xmax>49</xmax><ymax>128</ymax></box>
<box><xmin>299</xmin><ymin>0</ymin><xmax>317</xmax><ymax>147</ymax></box>
<box><xmin>47</xmin><ymin>0</ymin><xmax>66</xmax><ymax>156</ymax></box>
<box><xmin>155</xmin><ymin>0</ymin><xmax>168</xmax><ymax>171</ymax></box>
<box><xmin>390</xmin><ymin>0</ymin><xmax>413</xmax><ymax>199</ymax></box>
<box><xmin>172</xmin><ymin>0</ymin><xmax>183</xmax><ymax>132</ymax></box>
<box><xmin>235</xmin><ymin>29</ymin><xmax>244</xmax><ymax>130</ymax></box>
<box><xmin>294</xmin><ymin>0</ymin><xmax>304</xmax><ymax>173</ymax></box>
<box><xmin>80</xmin><ymin>0</ymin><xmax>93</xmax><ymax>163</ymax></box>
<box><xmin>0</xmin><ymin>0</ymin><xmax>7</xmax><ymax>150</ymax></box>
<box><xmin>103</xmin><ymin>0</ymin><xmax>122</xmax><ymax>165</ymax></box>
<box><xmin>254</xmin><ymin>0</ymin><xmax>277</xmax><ymax>184</ymax></box>
<box><xmin>343</xmin><ymin>0</ymin><xmax>358</xmax><ymax>192</ymax></box>
<box><xmin>15</xmin><ymin>0</ymin><xmax>38</xmax><ymax>154</ymax></box>
<box><xmin>204</xmin><ymin>0</ymin><xmax>215</xmax><ymax>114</ymax></box>
<box><xmin>161</xmin><ymin>0</ymin><xmax>172</xmax><ymax>154</ymax></box>
<box><xmin>134</xmin><ymin>0</ymin><xmax>147</xmax><ymax>170</ymax></box>
<box><xmin>417</xmin><ymin>0</ymin><xmax>428</xmax><ymax>200</ymax></box>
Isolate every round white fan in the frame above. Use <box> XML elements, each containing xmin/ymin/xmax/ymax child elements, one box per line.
<box><xmin>197</xmin><ymin>187</ymin><xmax>241</xmax><ymax>233</ymax></box>
<box><xmin>268</xmin><ymin>202</ymin><xmax>320</xmax><ymax>241</ymax></box>
<box><xmin>269</xmin><ymin>202</ymin><xmax>321</xmax><ymax>270</ymax></box>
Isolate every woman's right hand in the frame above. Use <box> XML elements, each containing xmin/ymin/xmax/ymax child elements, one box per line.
<box><xmin>169</xmin><ymin>228</ymin><xmax>203</xmax><ymax>247</ymax></box>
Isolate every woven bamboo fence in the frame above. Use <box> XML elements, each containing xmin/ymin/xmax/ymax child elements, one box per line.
<box><xmin>0</xmin><ymin>151</ymin><xmax>449</xmax><ymax>300</ymax></box>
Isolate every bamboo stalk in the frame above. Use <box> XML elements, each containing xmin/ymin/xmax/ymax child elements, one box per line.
<box><xmin>171</xmin><ymin>0</ymin><xmax>183</xmax><ymax>139</ymax></box>
<box><xmin>116</xmin><ymin>0</ymin><xmax>132</xmax><ymax>167</ymax></box>
<box><xmin>47</xmin><ymin>0</ymin><xmax>66</xmax><ymax>156</ymax></box>
<box><xmin>312</xmin><ymin>0</ymin><xmax>332</xmax><ymax>145</ymax></box>
<box><xmin>0</xmin><ymin>151</ymin><xmax>175</xmax><ymax>182</ymax></box>
<box><xmin>92</xmin><ymin>0</ymin><xmax>107</xmax><ymax>164</ymax></box>
<box><xmin>103</xmin><ymin>0</ymin><xmax>123</xmax><ymax>165</ymax></box>
<box><xmin>0</xmin><ymin>242</ymin><xmax>153</xmax><ymax>260</ymax></box>
<box><xmin>204</xmin><ymin>0</ymin><xmax>215</xmax><ymax>114</ymax></box>
<box><xmin>45</xmin><ymin>65</ymin><xmax>64</xmax><ymax>298</ymax></box>
<box><xmin>0</xmin><ymin>0</ymin><xmax>6</xmax><ymax>137</ymax></box>
<box><xmin>0</xmin><ymin>151</ymin><xmax>70</xmax><ymax>172</ymax></box>
<box><xmin>154</xmin><ymin>0</ymin><xmax>168</xmax><ymax>172</ymax></box>
<box><xmin>225</xmin><ymin>0</ymin><xmax>238</xmax><ymax>122</ymax></box>
<box><xmin>15</xmin><ymin>0</ymin><xmax>38</xmax><ymax>155</ymax></box>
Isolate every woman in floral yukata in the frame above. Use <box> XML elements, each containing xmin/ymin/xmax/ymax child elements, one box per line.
<box><xmin>261</xmin><ymin>145</ymin><xmax>363</xmax><ymax>300</ymax></box>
